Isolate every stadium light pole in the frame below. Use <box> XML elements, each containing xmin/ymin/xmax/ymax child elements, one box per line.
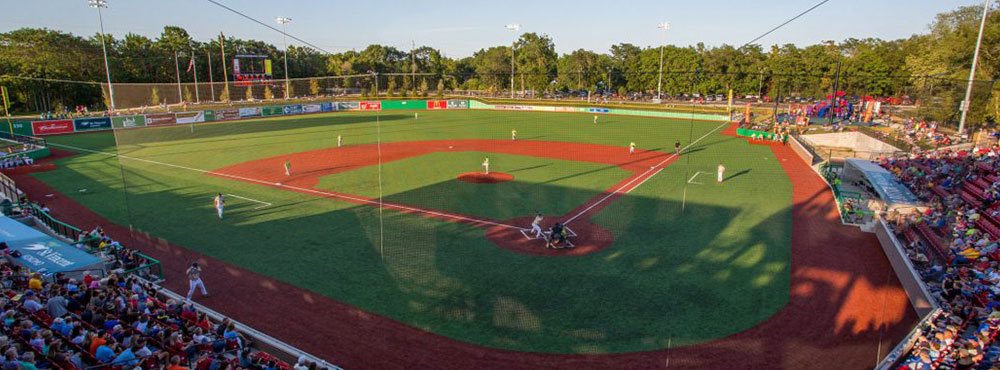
<box><xmin>276</xmin><ymin>17</ymin><xmax>292</xmax><ymax>100</ymax></box>
<box><xmin>89</xmin><ymin>0</ymin><xmax>116</xmax><ymax>115</ymax></box>
<box><xmin>958</xmin><ymin>0</ymin><xmax>990</xmax><ymax>136</ymax></box>
<box><xmin>656</xmin><ymin>22</ymin><xmax>671</xmax><ymax>102</ymax></box>
<box><xmin>505</xmin><ymin>24</ymin><xmax>520</xmax><ymax>99</ymax></box>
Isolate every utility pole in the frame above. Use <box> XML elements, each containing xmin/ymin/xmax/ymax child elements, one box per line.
<box><xmin>656</xmin><ymin>22</ymin><xmax>671</xmax><ymax>102</ymax></box>
<box><xmin>220</xmin><ymin>32</ymin><xmax>229</xmax><ymax>101</ymax></box>
<box><xmin>830</xmin><ymin>60</ymin><xmax>842</xmax><ymax>125</ymax></box>
<box><xmin>174</xmin><ymin>50</ymin><xmax>182</xmax><ymax>104</ymax></box>
<box><xmin>276</xmin><ymin>17</ymin><xmax>292</xmax><ymax>99</ymax></box>
<box><xmin>505</xmin><ymin>24</ymin><xmax>520</xmax><ymax>99</ymax></box>
<box><xmin>958</xmin><ymin>0</ymin><xmax>991</xmax><ymax>136</ymax></box>
<box><xmin>206</xmin><ymin>49</ymin><xmax>215</xmax><ymax>101</ymax></box>
<box><xmin>89</xmin><ymin>0</ymin><xmax>115</xmax><ymax>115</ymax></box>
<box><xmin>191</xmin><ymin>48</ymin><xmax>200</xmax><ymax>103</ymax></box>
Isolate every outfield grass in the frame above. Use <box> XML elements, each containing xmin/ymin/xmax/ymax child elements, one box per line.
<box><xmin>35</xmin><ymin>110</ymin><xmax>791</xmax><ymax>353</ymax></box>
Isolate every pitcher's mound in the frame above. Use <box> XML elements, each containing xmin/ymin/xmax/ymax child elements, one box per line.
<box><xmin>456</xmin><ymin>172</ymin><xmax>513</xmax><ymax>183</ymax></box>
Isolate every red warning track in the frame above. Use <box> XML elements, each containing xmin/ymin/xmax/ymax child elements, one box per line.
<box><xmin>9</xmin><ymin>133</ymin><xmax>918</xmax><ymax>370</ymax></box>
<box><xmin>210</xmin><ymin>139</ymin><xmax>678</xmax><ymax>255</ymax></box>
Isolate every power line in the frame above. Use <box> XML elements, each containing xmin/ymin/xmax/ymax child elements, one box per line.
<box><xmin>202</xmin><ymin>0</ymin><xmax>334</xmax><ymax>55</ymax></box>
<box><xmin>740</xmin><ymin>0</ymin><xmax>831</xmax><ymax>49</ymax></box>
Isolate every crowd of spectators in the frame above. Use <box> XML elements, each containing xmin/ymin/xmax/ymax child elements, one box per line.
<box><xmin>0</xmin><ymin>200</ymin><xmax>321</xmax><ymax>370</ymax></box>
<box><xmin>876</xmin><ymin>143</ymin><xmax>1000</xmax><ymax>369</ymax></box>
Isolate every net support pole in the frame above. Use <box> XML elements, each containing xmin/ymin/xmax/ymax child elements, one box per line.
<box><xmin>206</xmin><ymin>49</ymin><xmax>215</xmax><ymax>101</ymax></box>
<box><xmin>174</xmin><ymin>50</ymin><xmax>183</xmax><ymax>105</ymax></box>
<box><xmin>958</xmin><ymin>0</ymin><xmax>990</xmax><ymax>136</ymax></box>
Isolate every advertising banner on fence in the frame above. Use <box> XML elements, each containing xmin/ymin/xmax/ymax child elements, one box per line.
<box><xmin>360</xmin><ymin>101</ymin><xmax>381</xmax><ymax>111</ymax></box>
<box><xmin>320</xmin><ymin>102</ymin><xmax>334</xmax><ymax>112</ymax></box>
<box><xmin>302</xmin><ymin>103</ymin><xmax>323</xmax><ymax>113</ymax></box>
<box><xmin>31</xmin><ymin>120</ymin><xmax>74</xmax><ymax>135</ymax></box>
<box><xmin>175</xmin><ymin>111</ymin><xmax>206</xmax><ymax>124</ymax></box>
<box><xmin>337</xmin><ymin>102</ymin><xmax>359</xmax><ymax>111</ymax></box>
<box><xmin>238</xmin><ymin>107</ymin><xmax>262</xmax><ymax>118</ymax></box>
<box><xmin>552</xmin><ymin>106</ymin><xmax>577</xmax><ymax>112</ymax></box>
<box><xmin>427</xmin><ymin>100</ymin><xmax>447</xmax><ymax>109</ymax></box>
<box><xmin>282</xmin><ymin>105</ymin><xmax>303</xmax><ymax>115</ymax></box>
<box><xmin>262</xmin><ymin>106</ymin><xmax>283</xmax><ymax>116</ymax></box>
<box><xmin>73</xmin><ymin>117</ymin><xmax>112</xmax><ymax>131</ymax></box>
<box><xmin>381</xmin><ymin>100</ymin><xmax>426</xmax><ymax>110</ymax></box>
<box><xmin>111</xmin><ymin>115</ymin><xmax>146</xmax><ymax>128</ymax></box>
<box><xmin>145</xmin><ymin>113</ymin><xmax>177</xmax><ymax>126</ymax></box>
<box><xmin>203</xmin><ymin>110</ymin><xmax>216</xmax><ymax>122</ymax></box>
<box><xmin>494</xmin><ymin>104</ymin><xmax>533</xmax><ymax>111</ymax></box>
<box><xmin>216</xmin><ymin>109</ymin><xmax>239</xmax><ymax>121</ymax></box>
<box><xmin>446</xmin><ymin>100</ymin><xmax>469</xmax><ymax>109</ymax></box>
<box><xmin>8</xmin><ymin>121</ymin><xmax>34</xmax><ymax>136</ymax></box>
<box><xmin>586</xmin><ymin>108</ymin><xmax>611</xmax><ymax>113</ymax></box>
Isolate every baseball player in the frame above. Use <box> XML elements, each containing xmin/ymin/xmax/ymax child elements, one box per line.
<box><xmin>629</xmin><ymin>142</ymin><xmax>636</xmax><ymax>155</ymax></box>
<box><xmin>530</xmin><ymin>213</ymin><xmax>544</xmax><ymax>238</ymax></box>
<box><xmin>717</xmin><ymin>162</ymin><xmax>726</xmax><ymax>183</ymax></box>
<box><xmin>213</xmin><ymin>193</ymin><xmax>224</xmax><ymax>219</ymax></box>
<box><xmin>284</xmin><ymin>160</ymin><xmax>291</xmax><ymax>176</ymax></box>
<box><xmin>414</xmin><ymin>112</ymin><xmax>419</xmax><ymax>120</ymax></box>
<box><xmin>511</xmin><ymin>129</ymin><xmax>517</xmax><ymax>141</ymax></box>
<box><xmin>675</xmin><ymin>140</ymin><xmax>681</xmax><ymax>154</ymax></box>
<box><xmin>186</xmin><ymin>262</ymin><xmax>208</xmax><ymax>300</ymax></box>
<box><xmin>593</xmin><ymin>115</ymin><xmax>598</xmax><ymax>124</ymax></box>
<box><xmin>482</xmin><ymin>157</ymin><xmax>490</xmax><ymax>175</ymax></box>
<box><xmin>337</xmin><ymin>135</ymin><xmax>342</xmax><ymax>148</ymax></box>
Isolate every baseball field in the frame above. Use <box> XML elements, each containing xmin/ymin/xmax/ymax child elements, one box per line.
<box><xmin>28</xmin><ymin>109</ymin><xmax>795</xmax><ymax>354</ymax></box>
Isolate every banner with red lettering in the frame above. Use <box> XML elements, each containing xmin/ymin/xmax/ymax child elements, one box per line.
<box><xmin>31</xmin><ymin>120</ymin><xmax>74</xmax><ymax>135</ymax></box>
<box><xmin>360</xmin><ymin>101</ymin><xmax>381</xmax><ymax>111</ymax></box>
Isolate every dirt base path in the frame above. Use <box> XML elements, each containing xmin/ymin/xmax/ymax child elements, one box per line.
<box><xmin>7</xmin><ymin>134</ymin><xmax>918</xmax><ymax>370</ymax></box>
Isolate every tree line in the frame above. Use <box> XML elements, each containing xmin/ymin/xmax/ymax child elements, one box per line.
<box><xmin>1</xmin><ymin>5</ymin><xmax>999</xmax><ymax>126</ymax></box>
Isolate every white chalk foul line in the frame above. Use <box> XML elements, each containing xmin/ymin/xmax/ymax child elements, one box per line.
<box><xmin>224</xmin><ymin>194</ymin><xmax>272</xmax><ymax>210</ymax></box>
<box><xmin>49</xmin><ymin>143</ymin><xmax>528</xmax><ymax>231</ymax></box>
<box><xmin>687</xmin><ymin>171</ymin><xmax>711</xmax><ymax>185</ymax></box>
<box><xmin>563</xmin><ymin>121</ymin><xmax>729</xmax><ymax>225</ymax></box>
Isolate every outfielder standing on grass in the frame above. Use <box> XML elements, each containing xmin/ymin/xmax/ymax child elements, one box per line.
<box><xmin>337</xmin><ymin>135</ymin><xmax>342</xmax><ymax>148</ymax></box>
<box><xmin>284</xmin><ymin>160</ymin><xmax>291</xmax><ymax>176</ymax></box>
<box><xmin>718</xmin><ymin>162</ymin><xmax>726</xmax><ymax>183</ymax></box>
<box><xmin>482</xmin><ymin>157</ymin><xmax>490</xmax><ymax>175</ymax></box>
<box><xmin>511</xmin><ymin>129</ymin><xmax>517</xmax><ymax>141</ymax></box>
<box><xmin>186</xmin><ymin>262</ymin><xmax>208</xmax><ymax>300</ymax></box>
<box><xmin>593</xmin><ymin>115</ymin><xmax>598</xmax><ymax>124</ymax></box>
<box><xmin>629</xmin><ymin>142</ymin><xmax>636</xmax><ymax>155</ymax></box>
<box><xmin>213</xmin><ymin>193</ymin><xmax>224</xmax><ymax>219</ymax></box>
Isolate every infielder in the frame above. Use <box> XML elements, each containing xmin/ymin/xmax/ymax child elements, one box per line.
<box><xmin>530</xmin><ymin>213</ymin><xmax>544</xmax><ymax>238</ymax></box>
<box><xmin>675</xmin><ymin>140</ymin><xmax>681</xmax><ymax>154</ymax></box>
<box><xmin>186</xmin><ymin>262</ymin><xmax>208</xmax><ymax>300</ymax></box>
<box><xmin>213</xmin><ymin>193</ymin><xmax>224</xmax><ymax>219</ymax></box>
<box><xmin>511</xmin><ymin>129</ymin><xmax>517</xmax><ymax>141</ymax></box>
<box><xmin>284</xmin><ymin>160</ymin><xmax>291</xmax><ymax>176</ymax></box>
<box><xmin>482</xmin><ymin>157</ymin><xmax>490</xmax><ymax>175</ymax></box>
<box><xmin>717</xmin><ymin>162</ymin><xmax>726</xmax><ymax>183</ymax></box>
<box><xmin>629</xmin><ymin>142</ymin><xmax>636</xmax><ymax>155</ymax></box>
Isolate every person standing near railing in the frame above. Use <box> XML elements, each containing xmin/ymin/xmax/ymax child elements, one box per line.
<box><xmin>186</xmin><ymin>263</ymin><xmax>208</xmax><ymax>301</ymax></box>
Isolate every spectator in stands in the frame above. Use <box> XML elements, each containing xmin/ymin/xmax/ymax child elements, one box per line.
<box><xmin>45</xmin><ymin>293</ymin><xmax>67</xmax><ymax>318</ymax></box>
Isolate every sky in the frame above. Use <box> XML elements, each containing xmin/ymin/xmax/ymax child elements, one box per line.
<box><xmin>0</xmin><ymin>0</ymin><xmax>981</xmax><ymax>57</ymax></box>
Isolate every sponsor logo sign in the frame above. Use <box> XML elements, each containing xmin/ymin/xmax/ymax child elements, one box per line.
<box><xmin>427</xmin><ymin>100</ymin><xmax>447</xmax><ymax>109</ymax></box>
<box><xmin>262</xmin><ymin>106</ymin><xmax>283</xmax><ymax>116</ymax></box>
<box><xmin>495</xmin><ymin>105</ymin><xmax>533</xmax><ymax>111</ymax></box>
<box><xmin>360</xmin><ymin>101</ymin><xmax>381</xmax><ymax>111</ymax></box>
<box><xmin>587</xmin><ymin>108</ymin><xmax>611</xmax><ymax>113</ymax></box>
<box><xmin>337</xmin><ymin>102</ymin><xmax>359</xmax><ymax>111</ymax></box>
<box><xmin>320</xmin><ymin>102</ymin><xmax>335</xmax><ymax>112</ymax></box>
<box><xmin>446</xmin><ymin>100</ymin><xmax>469</xmax><ymax>109</ymax></box>
<box><xmin>175</xmin><ymin>111</ymin><xmax>206</xmax><ymax>124</ymax></box>
<box><xmin>31</xmin><ymin>120</ymin><xmax>74</xmax><ymax>135</ymax></box>
<box><xmin>282</xmin><ymin>105</ymin><xmax>303</xmax><ymax>115</ymax></box>
<box><xmin>238</xmin><ymin>107</ymin><xmax>262</xmax><ymax>118</ymax></box>
<box><xmin>216</xmin><ymin>109</ymin><xmax>239</xmax><ymax>121</ymax></box>
<box><xmin>145</xmin><ymin>113</ymin><xmax>177</xmax><ymax>126</ymax></box>
<box><xmin>73</xmin><ymin>117</ymin><xmax>111</xmax><ymax>131</ymax></box>
<box><xmin>302</xmin><ymin>103</ymin><xmax>322</xmax><ymax>113</ymax></box>
<box><xmin>111</xmin><ymin>115</ymin><xmax>146</xmax><ymax>128</ymax></box>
